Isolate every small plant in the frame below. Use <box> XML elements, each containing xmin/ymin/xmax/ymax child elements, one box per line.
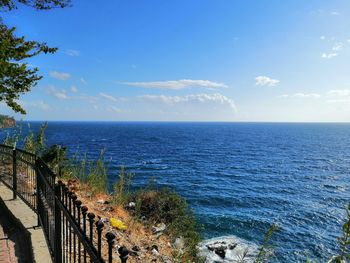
<box><xmin>23</xmin><ymin>123</ymin><xmax>35</xmax><ymax>153</ymax></box>
<box><xmin>112</xmin><ymin>166</ymin><xmax>135</xmax><ymax>205</ymax></box>
<box><xmin>328</xmin><ymin>202</ymin><xmax>350</xmax><ymax>263</ymax></box>
<box><xmin>86</xmin><ymin>149</ymin><xmax>108</xmax><ymax>195</ymax></box>
<box><xmin>3</xmin><ymin>122</ymin><xmax>22</xmax><ymax>148</ymax></box>
<box><xmin>23</xmin><ymin>122</ymin><xmax>48</xmax><ymax>155</ymax></box>
<box><xmin>255</xmin><ymin>223</ymin><xmax>279</xmax><ymax>263</ymax></box>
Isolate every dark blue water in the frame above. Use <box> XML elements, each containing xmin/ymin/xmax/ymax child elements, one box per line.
<box><xmin>2</xmin><ymin>122</ymin><xmax>350</xmax><ymax>262</ymax></box>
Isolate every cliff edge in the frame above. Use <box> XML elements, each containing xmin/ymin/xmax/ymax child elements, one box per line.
<box><xmin>0</xmin><ymin>115</ymin><xmax>15</xmax><ymax>129</ymax></box>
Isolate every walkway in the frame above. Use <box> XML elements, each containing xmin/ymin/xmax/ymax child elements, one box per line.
<box><xmin>0</xmin><ymin>183</ymin><xmax>52</xmax><ymax>263</ymax></box>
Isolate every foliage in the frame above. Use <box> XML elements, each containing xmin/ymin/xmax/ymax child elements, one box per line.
<box><xmin>328</xmin><ymin>203</ymin><xmax>350</xmax><ymax>263</ymax></box>
<box><xmin>2</xmin><ymin>122</ymin><xmax>21</xmax><ymax>147</ymax></box>
<box><xmin>0</xmin><ymin>0</ymin><xmax>70</xmax><ymax>10</ymax></box>
<box><xmin>0</xmin><ymin>0</ymin><xmax>69</xmax><ymax>114</ymax></box>
<box><xmin>112</xmin><ymin>166</ymin><xmax>134</xmax><ymax>205</ymax></box>
<box><xmin>130</xmin><ymin>188</ymin><xmax>201</xmax><ymax>261</ymax></box>
<box><xmin>0</xmin><ymin>23</ymin><xmax>57</xmax><ymax>113</ymax></box>
<box><xmin>85</xmin><ymin>149</ymin><xmax>108</xmax><ymax>194</ymax></box>
<box><xmin>255</xmin><ymin>223</ymin><xmax>279</xmax><ymax>263</ymax></box>
<box><xmin>23</xmin><ymin>122</ymin><xmax>48</xmax><ymax>155</ymax></box>
<box><xmin>41</xmin><ymin>144</ymin><xmax>67</xmax><ymax>175</ymax></box>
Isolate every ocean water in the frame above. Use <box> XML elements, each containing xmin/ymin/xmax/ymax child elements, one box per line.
<box><xmin>1</xmin><ymin>122</ymin><xmax>350</xmax><ymax>262</ymax></box>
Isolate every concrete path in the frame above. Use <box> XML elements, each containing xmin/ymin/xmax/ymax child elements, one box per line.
<box><xmin>0</xmin><ymin>183</ymin><xmax>52</xmax><ymax>263</ymax></box>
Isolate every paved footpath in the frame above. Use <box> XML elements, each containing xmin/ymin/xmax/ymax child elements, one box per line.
<box><xmin>0</xmin><ymin>183</ymin><xmax>52</xmax><ymax>263</ymax></box>
<box><xmin>0</xmin><ymin>224</ymin><xmax>16</xmax><ymax>263</ymax></box>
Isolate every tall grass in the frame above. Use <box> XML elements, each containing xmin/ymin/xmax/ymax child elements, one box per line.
<box><xmin>112</xmin><ymin>166</ymin><xmax>135</xmax><ymax>205</ymax></box>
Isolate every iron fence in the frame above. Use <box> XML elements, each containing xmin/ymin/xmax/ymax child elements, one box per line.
<box><xmin>0</xmin><ymin>144</ymin><xmax>129</xmax><ymax>263</ymax></box>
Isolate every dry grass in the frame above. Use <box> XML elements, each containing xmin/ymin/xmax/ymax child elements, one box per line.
<box><xmin>64</xmin><ymin>179</ymin><xmax>176</xmax><ymax>263</ymax></box>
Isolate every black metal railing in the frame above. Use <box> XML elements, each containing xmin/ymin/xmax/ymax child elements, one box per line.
<box><xmin>0</xmin><ymin>144</ymin><xmax>129</xmax><ymax>263</ymax></box>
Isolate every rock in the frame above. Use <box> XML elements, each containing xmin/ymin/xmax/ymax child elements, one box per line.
<box><xmin>214</xmin><ymin>248</ymin><xmax>226</xmax><ymax>259</ymax></box>
<box><xmin>173</xmin><ymin>237</ymin><xmax>185</xmax><ymax>250</ymax></box>
<box><xmin>132</xmin><ymin>246</ymin><xmax>140</xmax><ymax>252</ymax></box>
<box><xmin>97</xmin><ymin>199</ymin><xmax>110</xmax><ymax>205</ymax></box>
<box><xmin>152</xmin><ymin>248</ymin><xmax>160</xmax><ymax>257</ymax></box>
<box><xmin>129</xmin><ymin>251</ymin><xmax>138</xmax><ymax>257</ymax></box>
<box><xmin>161</xmin><ymin>256</ymin><xmax>172</xmax><ymax>263</ymax></box>
<box><xmin>102</xmin><ymin>206</ymin><xmax>114</xmax><ymax>212</ymax></box>
<box><xmin>228</xmin><ymin>243</ymin><xmax>237</xmax><ymax>250</ymax></box>
<box><xmin>125</xmin><ymin>202</ymin><xmax>136</xmax><ymax>209</ymax></box>
<box><xmin>152</xmin><ymin>223</ymin><xmax>166</xmax><ymax>234</ymax></box>
<box><xmin>151</xmin><ymin>245</ymin><xmax>159</xmax><ymax>251</ymax></box>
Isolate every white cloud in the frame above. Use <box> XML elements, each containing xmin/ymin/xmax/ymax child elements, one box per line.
<box><xmin>64</xmin><ymin>49</ymin><xmax>80</xmax><ymax>56</ymax></box>
<box><xmin>110</xmin><ymin>106</ymin><xmax>122</xmax><ymax>113</ymax></box>
<box><xmin>80</xmin><ymin>78</ymin><xmax>87</xmax><ymax>85</ymax></box>
<box><xmin>70</xmin><ymin>86</ymin><xmax>78</xmax><ymax>93</ymax></box>
<box><xmin>122</xmin><ymin>79</ymin><xmax>228</xmax><ymax>90</ymax></box>
<box><xmin>99</xmin><ymin>92</ymin><xmax>118</xmax><ymax>102</ymax></box>
<box><xmin>279</xmin><ymin>93</ymin><xmax>321</xmax><ymax>99</ymax></box>
<box><xmin>330</xmin><ymin>11</ymin><xmax>340</xmax><ymax>16</ymax></box>
<box><xmin>332</xmin><ymin>42</ymin><xmax>343</xmax><ymax>51</ymax></box>
<box><xmin>139</xmin><ymin>93</ymin><xmax>237</xmax><ymax>112</ymax></box>
<box><xmin>327</xmin><ymin>89</ymin><xmax>350</xmax><ymax>97</ymax></box>
<box><xmin>320</xmin><ymin>36</ymin><xmax>326</xmax><ymax>40</ymax></box>
<box><xmin>321</xmin><ymin>53</ymin><xmax>338</xmax><ymax>59</ymax></box>
<box><xmin>255</xmin><ymin>76</ymin><xmax>280</xmax><ymax>87</ymax></box>
<box><xmin>47</xmin><ymin>86</ymin><xmax>69</xmax><ymax>100</ymax></box>
<box><xmin>49</xmin><ymin>71</ymin><xmax>71</xmax><ymax>80</ymax></box>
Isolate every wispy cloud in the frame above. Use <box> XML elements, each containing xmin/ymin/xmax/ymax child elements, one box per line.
<box><xmin>321</xmin><ymin>53</ymin><xmax>338</xmax><ymax>59</ymax></box>
<box><xmin>46</xmin><ymin>86</ymin><xmax>70</xmax><ymax>100</ymax></box>
<box><xmin>139</xmin><ymin>93</ymin><xmax>237</xmax><ymax>112</ymax></box>
<box><xmin>332</xmin><ymin>42</ymin><xmax>343</xmax><ymax>51</ymax></box>
<box><xmin>49</xmin><ymin>71</ymin><xmax>71</xmax><ymax>80</ymax></box>
<box><xmin>320</xmin><ymin>36</ymin><xmax>326</xmax><ymax>40</ymax></box>
<box><xmin>122</xmin><ymin>79</ymin><xmax>228</xmax><ymax>90</ymax></box>
<box><xmin>71</xmin><ymin>86</ymin><xmax>78</xmax><ymax>93</ymax></box>
<box><xmin>321</xmin><ymin>42</ymin><xmax>343</xmax><ymax>59</ymax></box>
<box><xmin>330</xmin><ymin>11</ymin><xmax>340</xmax><ymax>16</ymax></box>
<box><xmin>64</xmin><ymin>49</ymin><xmax>80</xmax><ymax>57</ymax></box>
<box><xmin>99</xmin><ymin>92</ymin><xmax>118</xmax><ymax>102</ymax></box>
<box><xmin>327</xmin><ymin>89</ymin><xmax>350</xmax><ymax>97</ymax></box>
<box><xmin>279</xmin><ymin>93</ymin><xmax>321</xmax><ymax>99</ymax></box>
<box><xmin>80</xmin><ymin>78</ymin><xmax>87</xmax><ymax>85</ymax></box>
<box><xmin>110</xmin><ymin>106</ymin><xmax>123</xmax><ymax>113</ymax></box>
<box><xmin>255</xmin><ymin>76</ymin><xmax>280</xmax><ymax>87</ymax></box>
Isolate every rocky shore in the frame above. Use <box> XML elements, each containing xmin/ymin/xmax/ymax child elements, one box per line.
<box><xmin>0</xmin><ymin>115</ymin><xmax>15</xmax><ymax>129</ymax></box>
<box><xmin>198</xmin><ymin>236</ymin><xmax>258</xmax><ymax>262</ymax></box>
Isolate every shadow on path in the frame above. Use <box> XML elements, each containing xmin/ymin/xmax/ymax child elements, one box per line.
<box><xmin>0</xmin><ymin>197</ymin><xmax>34</xmax><ymax>263</ymax></box>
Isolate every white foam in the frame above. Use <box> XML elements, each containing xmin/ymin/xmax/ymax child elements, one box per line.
<box><xmin>198</xmin><ymin>235</ymin><xmax>258</xmax><ymax>263</ymax></box>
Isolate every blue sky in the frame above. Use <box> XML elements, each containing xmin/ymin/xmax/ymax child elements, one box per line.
<box><xmin>1</xmin><ymin>0</ymin><xmax>350</xmax><ymax>121</ymax></box>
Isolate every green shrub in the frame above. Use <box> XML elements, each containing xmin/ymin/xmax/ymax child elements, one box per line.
<box><xmin>130</xmin><ymin>188</ymin><xmax>201</xmax><ymax>261</ymax></box>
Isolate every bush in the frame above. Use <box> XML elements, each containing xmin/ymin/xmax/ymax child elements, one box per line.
<box><xmin>130</xmin><ymin>188</ymin><xmax>201</xmax><ymax>261</ymax></box>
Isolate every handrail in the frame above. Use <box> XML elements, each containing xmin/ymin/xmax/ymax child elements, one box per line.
<box><xmin>0</xmin><ymin>144</ymin><xmax>128</xmax><ymax>263</ymax></box>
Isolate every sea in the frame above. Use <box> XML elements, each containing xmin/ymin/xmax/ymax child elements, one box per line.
<box><xmin>1</xmin><ymin>122</ymin><xmax>350</xmax><ymax>262</ymax></box>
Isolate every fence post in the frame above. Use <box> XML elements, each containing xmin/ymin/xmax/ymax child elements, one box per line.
<box><xmin>106</xmin><ymin>232</ymin><xmax>115</xmax><ymax>263</ymax></box>
<box><xmin>54</xmin><ymin>181</ymin><xmax>63</xmax><ymax>263</ymax></box>
<box><xmin>35</xmin><ymin>158</ymin><xmax>41</xmax><ymax>227</ymax></box>
<box><xmin>12</xmin><ymin>149</ymin><xmax>17</xmax><ymax>199</ymax></box>
<box><xmin>118</xmin><ymin>246</ymin><xmax>129</xmax><ymax>263</ymax></box>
